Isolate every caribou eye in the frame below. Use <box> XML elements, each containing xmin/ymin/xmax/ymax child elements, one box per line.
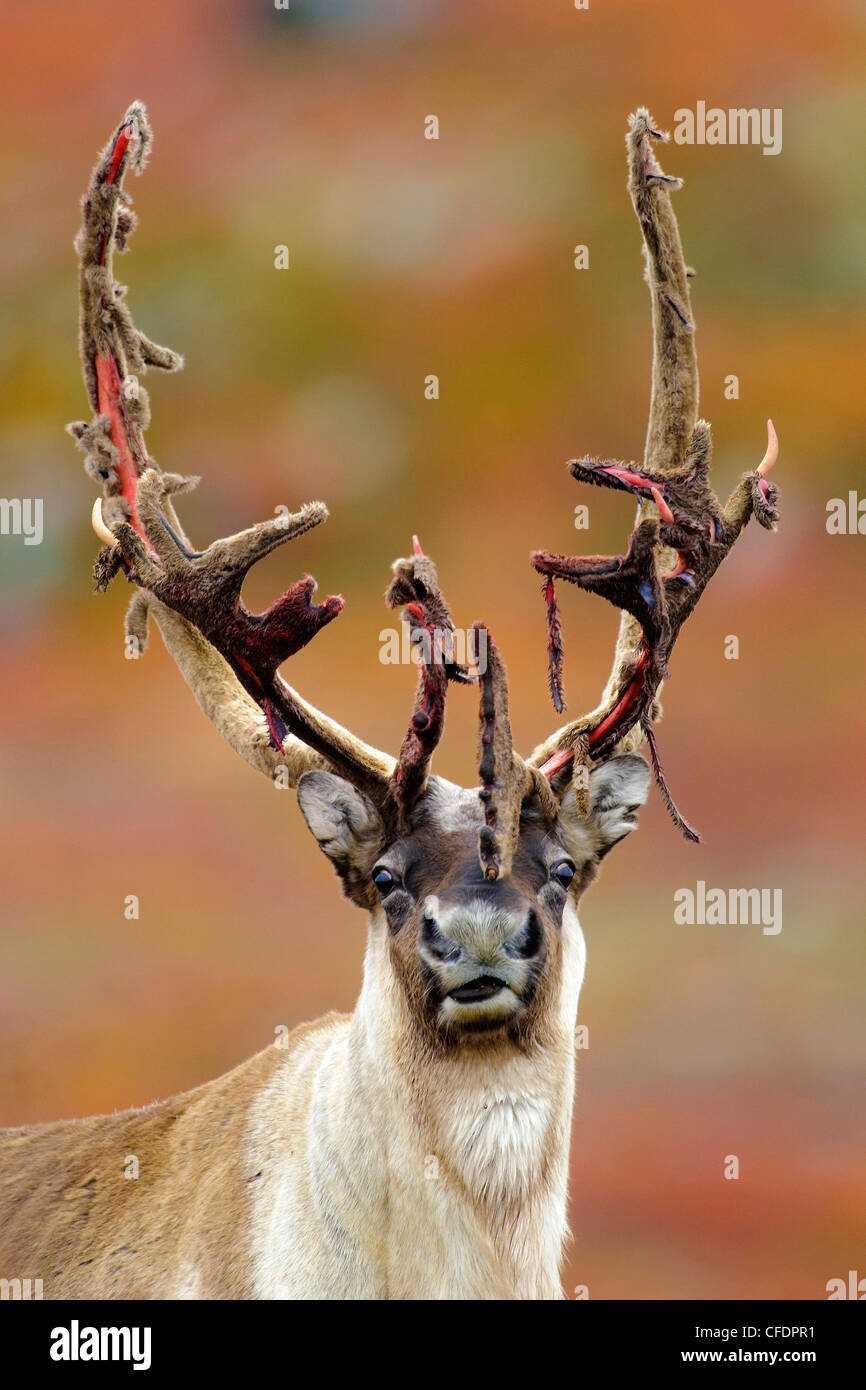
<box><xmin>551</xmin><ymin>860</ymin><xmax>576</xmax><ymax>889</ymax></box>
<box><xmin>373</xmin><ymin>867</ymin><xmax>395</xmax><ymax>896</ymax></box>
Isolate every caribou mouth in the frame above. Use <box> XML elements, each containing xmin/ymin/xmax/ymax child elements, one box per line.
<box><xmin>448</xmin><ymin>977</ymin><xmax>510</xmax><ymax>1004</ymax></box>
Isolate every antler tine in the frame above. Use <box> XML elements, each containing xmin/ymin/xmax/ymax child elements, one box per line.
<box><xmin>528</xmin><ymin>109</ymin><xmax>780</xmax><ymax>839</ymax></box>
<box><xmin>630</xmin><ymin>107</ymin><xmax>699</xmax><ymax>476</ymax></box>
<box><xmin>67</xmin><ymin>103</ymin><xmax>185</xmax><ymax>549</ymax></box>
<box><xmin>476</xmin><ymin>626</ymin><xmax>525</xmax><ymax>881</ymax></box>
<box><xmin>72</xmin><ymin>104</ymin><xmax>395</xmax><ymax>804</ymax></box>
<box><xmin>141</xmin><ymin>600</ymin><xmax>331</xmax><ymax>784</ymax></box>
<box><xmin>475</xmin><ymin>626</ymin><xmax>556</xmax><ymax>881</ymax></box>
<box><xmin>385</xmin><ymin>537</ymin><xmax>474</xmax><ymax>827</ymax></box>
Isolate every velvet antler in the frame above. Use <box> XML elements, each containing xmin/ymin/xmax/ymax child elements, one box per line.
<box><xmin>69</xmin><ymin>102</ymin><xmax>779</xmax><ymax>872</ymax></box>
<box><xmin>69</xmin><ymin>104</ymin><xmax>485</xmax><ymax>825</ymax></box>
<box><xmin>529</xmin><ymin>109</ymin><xmax>780</xmax><ymax>840</ymax></box>
<box><xmin>69</xmin><ymin>103</ymin><xmax>399</xmax><ymax>801</ymax></box>
<box><xmin>385</xmin><ymin>536</ymin><xmax>474</xmax><ymax>826</ymax></box>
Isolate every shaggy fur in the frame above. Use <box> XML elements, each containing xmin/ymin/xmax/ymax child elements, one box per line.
<box><xmin>0</xmin><ymin>767</ymin><xmax>650</xmax><ymax>1300</ymax></box>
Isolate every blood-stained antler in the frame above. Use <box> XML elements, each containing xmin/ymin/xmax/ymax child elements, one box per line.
<box><xmin>68</xmin><ymin>103</ymin><xmax>476</xmax><ymax>825</ymax></box>
<box><xmin>528</xmin><ymin>108</ymin><xmax>780</xmax><ymax>840</ymax></box>
<box><xmin>69</xmin><ymin>102</ymin><xmax>778</xmax><ymax>880</ymax></box>
<box><xmin>385</xmin><ymin>536</ymin><xmax>475</xmax><ymax>826</ymax></box>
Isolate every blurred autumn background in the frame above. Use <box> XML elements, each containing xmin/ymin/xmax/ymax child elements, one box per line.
<box><xmin>1</xmin><ymin>0</ymin><xmax>864</xmax><ymax>1300</ymax></box>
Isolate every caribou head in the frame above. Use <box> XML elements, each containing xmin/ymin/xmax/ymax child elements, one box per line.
<box><xmin>72</xmin><ymin>102</ymin><xmax>778</xmax><ymax>1073</ymax></box>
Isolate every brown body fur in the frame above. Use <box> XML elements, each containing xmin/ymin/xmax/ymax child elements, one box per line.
<box><xmin>0</xmin><ymin>1018</ymin><xmax>341</xmax><ymax>1299</ymax></box>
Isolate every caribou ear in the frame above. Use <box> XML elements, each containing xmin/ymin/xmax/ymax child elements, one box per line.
<box><xmin>588</xmin><ymin>753</ymin><xmax>651</xmax><ymax>854</ymax></box>
<box><xmin>296</xmin><ymin>770</ymin><xmax>385</xmax><ymax>905</ymax></box>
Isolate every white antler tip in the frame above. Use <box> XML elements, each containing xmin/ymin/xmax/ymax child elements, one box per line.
<box><xmin>650</xmin><ymin>485</ymin><xmax>675</xmax><ymax>525</ymax></box>
<box><xmin>757</xmin><ymin>418</ymin><xmax>778</xmax><ymax>477</ymax></box>
<box><xmin>91</xmin><ymin>497</ymin><xmax>119</xmax><ymax>549</ymax></box>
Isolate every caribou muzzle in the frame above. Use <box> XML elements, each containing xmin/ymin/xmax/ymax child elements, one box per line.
<box><xmin>418</xmin><ymin>892</ymin><xmax>547</xmax><ymax>1030</ymax></box>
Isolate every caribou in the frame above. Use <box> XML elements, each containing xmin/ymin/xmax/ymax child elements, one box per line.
<box><xmin>0</xmin><ymin>103</ymin><xmax>778</xmax><ymax>1300</ymax></box>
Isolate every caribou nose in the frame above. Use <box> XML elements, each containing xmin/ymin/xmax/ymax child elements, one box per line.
<box><xmin>420</xmin><ymin>905</ymin><xmax>463</xmax><ymax>962</ymax></box>
<box><xmin>419</xmin><ymin>896</ymin><xmax>544</xmax><ymax>964</ymax></box>
<box><xmin>503</xmin><ymin>909</ymin><xmax>544</xmax><ymax>960</ymax></box>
